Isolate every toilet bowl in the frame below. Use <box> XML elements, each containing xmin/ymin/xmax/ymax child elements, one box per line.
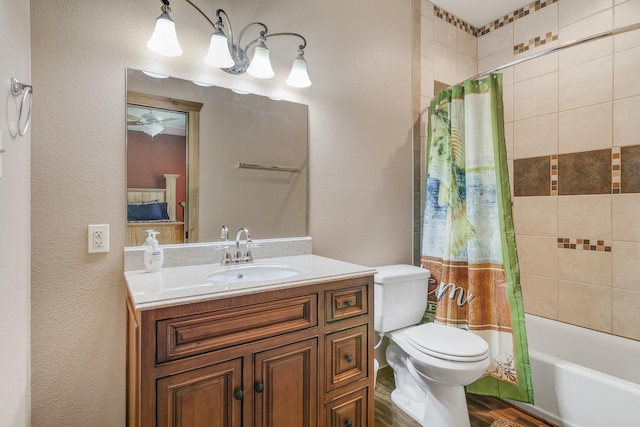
<box><xmin>374</xmin><ymin>265</ymin><xmax>490</xmax><ymax>427</ymax></box>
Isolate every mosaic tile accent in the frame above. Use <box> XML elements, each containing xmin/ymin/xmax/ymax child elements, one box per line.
<box><xmin>433</xmin><ymin>6</ymin><xmax>478</xmax><ymax>36</ymax></box>
<box><xmin>550</xmin><ymin>154</ymin><xmax>558</xmax><ymax>196</ymax></box>
<box><xmin>558</xmin><ymin>149</ymin><xmax>612</xmax><ymax>195</ymax></box>
<box><xmin>514</xmin><ymin>32</ymin><xmax>559</xmax><ymax>55</ymax></box>
<box><xmin>612</xmin><ymin>147</ymin><xmax>621</xmax><ymax>194</ymax></box>
<box><xmin>476</xmin><ymin>0</ymin><xmax>559</xmax><ymax>36</ymax></box>
<box><xmin>621</xmin><ymin>145</ymin><xmax>640</xmax><ymax>193</ymax></box>
<box><xmin>557</xmin><ymin>237</ymin><xmax>612</xmax><ymax>252</ymax></box>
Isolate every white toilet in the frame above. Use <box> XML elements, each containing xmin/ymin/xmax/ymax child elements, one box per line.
<box><xmin>374</xmin><ymin>265</ymin><xmax>491</xmax><ymax>427</ymax></box>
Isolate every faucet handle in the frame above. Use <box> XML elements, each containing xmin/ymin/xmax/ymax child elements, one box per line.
<box><xmin>220</xmin><ymin>225</ymin><xmax>229</xmax><ymax>241</ymax></box>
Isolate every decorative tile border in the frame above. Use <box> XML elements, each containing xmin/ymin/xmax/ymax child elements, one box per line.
<box><xmin>550</xmin><ymin>154</ymin><xmax>558</xmax><ymax>196</ymax></box>
<box><xmin>476</xmin><ymin>0</ymin><xmax>559</xmax><ymax>36</ymax></box>
<box><xmin>612</xmin><ymin>147</ymin><xmax>621</xmax><ymax>194</ymax></box>
<box><xmin>514</xmin><ymin>32</ymin><xmax>559</xmax><ymax>55</ymax></box>
<box><xmin>433</xmin><ymin>6</ymin><xmax>478</xmax><ymax>36</ymax></box>
<box><xmin>557</xmin><ymin>238</ymin><xmax>612</xmax><ymax>252</ymax></box>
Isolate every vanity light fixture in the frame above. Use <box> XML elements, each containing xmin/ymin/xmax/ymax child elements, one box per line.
<box><xmin>146</xmin><ymin>0</ymin><xmax>312</xmax><ymax>88</ymax></box>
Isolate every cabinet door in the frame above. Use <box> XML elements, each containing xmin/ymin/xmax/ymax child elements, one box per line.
<box><xmin>326</xmin><ymin>387</ymin><xmax>368</xmax><ymax>427</ymax></box>
<box><xmin>157</xmin><ymin>358</ymin><xmax>243</xmax><ymax>427</ymax></box>
<box><xmin>254</xmin><ymin>338</ymin><xmax>318</xmax><ymax>427</ymax></box>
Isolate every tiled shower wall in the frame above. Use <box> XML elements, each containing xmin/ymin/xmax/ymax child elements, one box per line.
<box><xmin>417</xmin><ymin>0</ymin><xmax>640</xmax><ymax>341</ymax></box>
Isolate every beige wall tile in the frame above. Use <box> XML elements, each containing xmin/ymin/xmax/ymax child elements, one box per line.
<box><xmin>502</xmin><ymin>83</ymin><xmax>514</xmax><ymax>123</ymax></box>
<box><xmin>421</xmin><ymin>0</ymin><xmax>433</xmax><ymax>17</ymax></box>
<box><xmin>612</xmin><ymin>194</ymin><xmax>640</xmax><ymax>241</ymax></box>
<box><xmin>557</xmin><ymin>195</ymin><xmax>612</xmax><ymax>239</ymax></box>
<box><xmin>421</xmin><ymin>15</ymin><xmax>434</xmax><ymax>59</ymax></box>
<box><xmin>612</xmin><ymin>289</ymin><xmax>640</xmax><ymax>340</ymax></box>
<box><xmin>520</xmin><ymin>274</ymin><xmax>558</xmax><ymax>319</ymax></box>
<box><xmin>504</xmin><ymin>121</ymin><xmax>513</xmax><ymax>161</ymax></box>
<box><xmin>478</xmin><ymin>24</ymin><xmax>514</xmax><ymax>59</ymax></box>
<box><xmin>614</xmin><ymin>96</ymin><xmax>640</xmax><ymax>147</ymax></box>
<box><xmin>421</xmin><ymin>56</ymin><xmax>434</xmax><ymax>98</ymax></box>
<box><xmin>558</xmin><ymin>280</ymin><xmax>612</xmax><ymax>332</ymax></box>
<box><xmin>614</xmin><ymin>0</ymin><xmax>640</xmax><ymax>51</ymax></box>
<box><xmin>434</xmin><ymin>16</ymin><xmax>456</xmax><ymax>49</ymax></box>
<box><xmin>521</xmin><ymin>274</ymin><xmax>558</xmax><ymax>319</ymax></box>
<box><xmin>514</xmin><ymin>113</ymin><xmax>558</xmax><ymax>159</ymax></box>
<box><xmin>516</xmin><ymin>235</ymin><xmax>558</xmax><ymax>277</ymax></box>
<box><xmin>557</xmin><ymin>249</ymin><xmax>612</xmax><ymax>286</ymax></box>
<box><xmin>559</xmin><ymin>10</ymin><xmax>613</xmax><ymax>69</ymax></box>
<box><xmin>614</xmin><ymin>46</ymin><xmax>640</xmax><ymax>99</ymax></box>
<box><xmin>559</xmin><ymin>0</ymin><xmax>613</xmax><ymax>28</ymax></box>
<box><xmin>456</xmin><ymin>52</ymin><xmax>477</xmax><ymax>83</ymax></box>
<box><xmin>513</xmin><ymin>196</ymin><xmax>558</xmax><ymax>237</ymax></box>
<box><xmin>514</xmin><ymin>52</ymin><xmax>558</xmax><ymax>83</ymax></box>
<box><xmin>479</xmin><ymin>49</ymin><xmax>514</xmax><ymax>86</ymax></box>
<box><xmin>514</xmin><ymin>72</ymin><xmax>559</xmax><ymax>120</ymax></box>
<box><xmin>612</xmin><ymin>241</ymin><xmax>640</xmax><ymax>291</ymax></box>
<box><xmin>514</xmin><ymin>3</ymin><xmax>558</xmax><ymax>44</ymax></box>
<box><xmin>434</xmin><ymin>42</ymin><xmax>457</xmax><ymax>85</ymax></box>
<box><xmin>559</xmin><ymin>56</ymin><xmax>613</xmax><ymax>111</ymax></box>
<box><xmin>457</xmin><ymin>28</ymin><xmax>477</xmax><ymax>59</ymax></box>
<box><xmin>558</xmin><ymin>102</ymin><xmax>613</xmax><ymax>154</ymax></box>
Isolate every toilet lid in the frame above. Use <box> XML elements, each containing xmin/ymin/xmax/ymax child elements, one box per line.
<box><xmin>404</xmin><ymin>323</ymin><xmax>489</xmax><ymax>362</ymax></box>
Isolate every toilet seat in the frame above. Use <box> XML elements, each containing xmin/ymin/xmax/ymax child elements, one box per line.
<box><xmin>404</xmin><ymin>323</ymin><xmax>489</xmax><ymax>362</ymax></box>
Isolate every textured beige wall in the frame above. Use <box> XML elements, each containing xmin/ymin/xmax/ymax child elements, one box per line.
<box><xmin>30</xmin><ymin>0</ymin><xmax>413</xmax><ymax>424</ymax></box>
<box><xmin>0</xmin><ymin>0</ymin><xmax>31</xmax><ymax>425</ymax></box>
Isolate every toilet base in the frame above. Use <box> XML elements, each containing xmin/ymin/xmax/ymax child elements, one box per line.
<box><xmin>390</xmin><ymin>382</ymin><xmax>471</xmax><ymax>427</ymax></box>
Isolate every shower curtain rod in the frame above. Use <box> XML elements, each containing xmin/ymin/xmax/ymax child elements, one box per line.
<box><xmin>452</xmin><ymin>21</ymin><xmax>640</xmax><ymax>87</ymax></box>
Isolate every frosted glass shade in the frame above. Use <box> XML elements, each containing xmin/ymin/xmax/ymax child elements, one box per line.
<box><xmin>286</xmin><ymin>56</ymin><xmax>311</xmax><ymax>88</ymax></box>
<box><xmin>247</xmin><ymin>45</ymin><xmax>275</xmax><ymax>79</ymax></box>
<box><xmin>142</xmin><ymin>123</ymin><xmax>165</xmax><ymax>137</ymax></box>
<box><xmin>204</xmin><ymin>32</ymin><xmax>235</xmax><ymax>68</ymax></box>
<box><xmin>146</xmin><ymin>13</ymin><xmax>183</xmax><ymax>57</ymax></box>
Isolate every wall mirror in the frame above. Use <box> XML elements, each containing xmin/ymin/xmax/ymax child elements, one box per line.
<box><xmin>126</xmin><ymin>68</ymin><xmax>309</xmax><ymax>246</ymax></box>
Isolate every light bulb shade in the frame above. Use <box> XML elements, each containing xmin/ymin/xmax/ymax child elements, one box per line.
<box><xmin>286</xmin><ymin>56</ymin><xmax>312</xmax><ymax>88</ymax></box>
<box><xmin>147</xmin><ymin>12</ymin><xmax>183</xmax><ymax>57</ymax></box>
<box><xmin>142</xmin><ymin>123</ymin><xmax>165</xmax><ymax>137</ymax></box>
<box><xmin>204</xmin><ymin>31</ymin><xmax>235</xmax><ymax>68</ymax></box>
<box><xmin>247</xmin><ymin>45</ymin><xmax>275</xmax><ymax>79</ymax></box>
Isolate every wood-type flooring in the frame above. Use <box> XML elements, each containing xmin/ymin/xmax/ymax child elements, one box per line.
<box><xmin>374</xmin><ymin>367</ymin><xmax>557</xmax><ymax>427</ymax></box>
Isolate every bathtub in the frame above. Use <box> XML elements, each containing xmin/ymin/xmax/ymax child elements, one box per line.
<box><xmin>505</xmin><ymin>314</ymin><xmax>640</xmax><ymax>426</ymax></box>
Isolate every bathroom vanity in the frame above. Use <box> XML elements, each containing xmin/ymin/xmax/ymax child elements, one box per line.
<box><xmin>125</xmin><ymin>254</ymin><xmax>376</xmax><ymax>427</ymax></box>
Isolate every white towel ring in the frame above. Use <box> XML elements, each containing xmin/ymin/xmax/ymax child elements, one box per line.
<box><xmin>11</xmin><ymin>77</ymin><xmax>33</xmax><ymax>137</ymax></box>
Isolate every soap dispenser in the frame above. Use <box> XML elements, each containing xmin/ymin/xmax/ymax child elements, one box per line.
<box><xmin>143</xmin><ymin>229</ymin><xmax>164</xmax><ymax>272</ymax></box>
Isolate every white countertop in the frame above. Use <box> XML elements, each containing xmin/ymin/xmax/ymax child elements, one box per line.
<box><xmin>125</xmin><ymin>254</ymin><xmax>377</xmax><ymax>310</ymax></box>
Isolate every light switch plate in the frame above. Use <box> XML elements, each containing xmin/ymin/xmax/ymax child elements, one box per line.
<box><xmin>88</xmin><ymin>224</ymin><xmax>109</xmax><ymax>253</ymax></box>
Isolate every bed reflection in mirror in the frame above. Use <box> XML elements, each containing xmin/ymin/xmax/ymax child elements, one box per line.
<box><xmin>126</xmin><ymin>68</ymin><xmax>309</xmax><ymax>246</ymax></box>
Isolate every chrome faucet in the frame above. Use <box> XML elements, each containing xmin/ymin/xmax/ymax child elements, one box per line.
<box><xmin>219</xmin><ymin>226</ymin><xmax>254</xmax><ymax>264</ymax></box>
<box><xmin>233</xmin><ymin>227</ymin><xmax>253</xmax><ymax>263</ymax></box>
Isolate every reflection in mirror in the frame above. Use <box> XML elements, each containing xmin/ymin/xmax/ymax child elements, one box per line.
<box><xmin>126</xmin><ymin>69</ymin><xmax>309</xmax><ymax>246</ymax></box>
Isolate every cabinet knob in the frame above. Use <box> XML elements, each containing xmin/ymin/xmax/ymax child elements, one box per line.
<box><xmin>234</xmin><ymin>389</ymin><xmax>244</xmax><ymax>400</ymax></box>
<box><xmin>345</xmin><ymin>354</ymin><xmax>353</xmax><ymax>363</ymax></box>
<box><xmin>345</xmin><ymin>420</ymin><xmax>353</xmax><ymax>427</ymax></box>
<box><xmin>255</xmin><ymin>383</ymin><xmax>264</xmax><ymax>393</ymax></box>
<box><xmin>346</xmin><ymin>300</ymin><xmax>354</xmax><ymax>307</ymax></box>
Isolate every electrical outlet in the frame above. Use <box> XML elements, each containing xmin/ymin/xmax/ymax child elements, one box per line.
<box><xmin>88</xmin><ymin>224</ymin><xmax>109</xmax><ymax>253</ymax></box>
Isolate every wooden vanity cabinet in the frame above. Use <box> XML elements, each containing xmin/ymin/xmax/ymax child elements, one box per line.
<box><xmin>127</xmin><ymin>275</ymin><xmax>374</xmax><ymax>427</ymax></box>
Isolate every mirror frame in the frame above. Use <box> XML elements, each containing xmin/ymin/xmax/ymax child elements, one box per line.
<box><xmin>127</xmin><ymin>91</ymin><xmax>203</xmax><ymax>242</ymax></box>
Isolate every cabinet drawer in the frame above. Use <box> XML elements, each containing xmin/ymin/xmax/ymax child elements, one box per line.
<box><xmin>325</xmin><ymin>285</ymin><xmax>368</xmax><ymax>323</ymax></box>
<box><xmin>325</xmin><ymin>325</ymin><xmax>368</xmax><ymax>392</ymax></box>
<box><xmin>326</xmin><ymin>387</ymin><xmax>368</xmax><ymax>427</ymax></box>
<box><xmin>157</xmin><ymin>295</ymin><xmax>317</xmax><ymax>363</ymax></box>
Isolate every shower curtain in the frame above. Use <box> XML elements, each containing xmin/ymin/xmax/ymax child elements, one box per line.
<box><xmin>421</xmin><ymin>74</ymin><xmax>533</xmax><ymax>403</ymax></box>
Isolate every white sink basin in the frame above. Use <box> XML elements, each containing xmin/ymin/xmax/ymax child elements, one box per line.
<box><xmin>206</xmin><ymin>263</ymin><xmax>303</xmax><ymax>284</ymax></box>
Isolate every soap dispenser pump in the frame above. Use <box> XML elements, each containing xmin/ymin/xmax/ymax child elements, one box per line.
<box><xmin>143</xmin><ymin>229</ymin><xmax>164</xmax><ymax>272</ymax></box>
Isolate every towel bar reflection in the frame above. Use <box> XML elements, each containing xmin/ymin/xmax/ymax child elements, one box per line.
<box><xmin>237</xmin><ymin>162</ymin><xmax>300</xmax><ymax>173</ymax></box>
<box><xmin>11</xmin><ymin>77</ymin><xmax>33</xmax><ymax>137</ymax></box>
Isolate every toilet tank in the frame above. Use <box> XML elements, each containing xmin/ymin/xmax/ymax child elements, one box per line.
<box><xmin>374</xmin><ymin>265</ymin><xmax>431</xmax><ymax>333</ymax></box>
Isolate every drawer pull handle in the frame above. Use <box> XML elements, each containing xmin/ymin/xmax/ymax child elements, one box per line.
<box><xmin>345</xmin><ymin>354</ymin><xmax>353</xmax><ymax>363</ymax></box>
<box><xmin>255</xmin><ymin>383</ymin><xmax>264</xmax><ymax>393</ymax></box>
<box><xmin>234</xmin><ymin>389</ymin><xmax>244</xmax><ymax>400</ymax></box>
<box><xmin>346</xmin><ymin>420</ymin><xmax>353</xmax><ymax>427</ymax></box>
<box><xmin>346</xmin><ymin>300</ymin><xmax>354</xmax><ymax>307</ymax></box>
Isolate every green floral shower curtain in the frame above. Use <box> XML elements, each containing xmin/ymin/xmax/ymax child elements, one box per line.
<box><xmin>421</xmin><ymin>74</ymin><xmax>533</xmax><ymax>403</ymax></box>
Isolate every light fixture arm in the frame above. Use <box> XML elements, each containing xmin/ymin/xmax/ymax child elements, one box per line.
<box><xmin>183</xmin><ymin>0</ymin><xmax>217</xmax><ymax>28</ymax></box>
